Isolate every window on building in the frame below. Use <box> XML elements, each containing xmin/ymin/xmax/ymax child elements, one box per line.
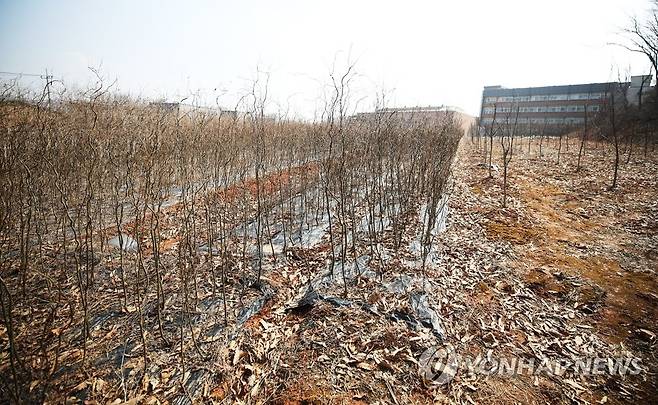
<box><xmin>548</xmin><ymin>94</ymin><xmax>568</xmax><ymax>101</ymax></box>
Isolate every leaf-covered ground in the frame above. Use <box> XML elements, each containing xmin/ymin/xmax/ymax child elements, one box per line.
<box><xmin>209</xmin><ymin>138</ymin><xmax>658</xmax><ymax>404</ymax></box>
<box><xmin>6</xmin><ymin>137</ymin><xmax>657</xmax><ymax>404</ymax></box>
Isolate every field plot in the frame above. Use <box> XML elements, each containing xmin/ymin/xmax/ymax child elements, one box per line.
<box><xmin>0</xmin><ymin>95</ymin><xmax>463</xmax><ymax>403</ymax></box>
<box><xmin>1</xmin><ymin>94</ymin><xmax>657</xmax><ymax>405</ymax></box>
<box><xmin>2</xmin><ymin>0</ymin><xmax>657</xmax><ymax>403</ymax></box>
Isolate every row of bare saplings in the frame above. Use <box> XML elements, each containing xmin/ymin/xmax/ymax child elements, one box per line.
<box><xmin>0</xmin><ymin>89</ymin><xmax>461</xmax><ymax>401</ymax></box>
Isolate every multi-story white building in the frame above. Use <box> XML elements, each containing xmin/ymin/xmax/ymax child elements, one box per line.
<box><xmin>479</xmin><ymin>76</ymin><xmax>652</xmax><ymax>129</ymax></box>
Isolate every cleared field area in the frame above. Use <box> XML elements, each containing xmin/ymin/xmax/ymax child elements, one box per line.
<box><xmin>460</xmin><ymin>136</ymin><xmax>658</xmax><ymax>403</ymax></box>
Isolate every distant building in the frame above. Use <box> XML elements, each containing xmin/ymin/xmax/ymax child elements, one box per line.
<box><xmin>627</xmin><ymin>75</ymin><xmax>653</xmax><ymax>105</ymax></box>
<box><xmin>352</xmin><ymin>106</ymin><xmax>466</xmax><ymax>123</ymax></box>
<box><xmin>352</xmin><ymin>106</ymin><xmax>474</xmax><ymax>134</ymax></box>
<box><xmin>479</xmin><ymin>75</ymin><xmax>652</xmax><ymax>129</ymax></box>
<box><xmin>149</xmin><ymin>101</ymin><xmax>238</xmax><ymax>119</ymax></box>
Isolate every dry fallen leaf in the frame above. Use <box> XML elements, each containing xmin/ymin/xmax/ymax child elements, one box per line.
<box><xmin>233</xmin><ymin>348</ymin><xmax>245</xmax><ymax>365</ymax></box>
<box><xmin>356</xmin><ymin>362</ymin><xmax>375</xmax><ymax>371</ymax></box>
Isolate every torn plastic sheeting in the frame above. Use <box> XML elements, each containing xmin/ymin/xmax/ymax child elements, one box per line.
<box><xmin>476</xmin><ymin>162</ymin><xmax>499</xmax><ymax>172</ymax></box>
<box><xmin>198</xmin><ymin>295</ymin><xmax>225</xmax><ymax>313</ymax></box>
<box><xmin>197</xmin><ymin>244</ymin><xmax>220</xmax><ymax>255</ymax></box>
<box><xmin>312</xmin><ymin>256</ymin><xmax>378</xmax><ymax>291</ymax></box>
<box><xmin>93</xmin><ymin>340</ymin><xmax>136</xmax><ymax>368</ymax></box>
<box><xmin>72</xmin><ymin>308</ymin><xmax>124</xmax><ymax>345</ymax></box>
<box><xmin>89</xmin><ymin>309</ymin><xmax>123</xmax><ymax>331</ymax></box>
<box><xmin>288</xmin><ymin>285</ymin><xmax>353</xmax><ymax>312</ymax></box>
<box><xmin>289</xmin><ymin>286</ymin><xmax>321</xmax><ymax>311</ymax></box>
<box><xmin>172</xmin><ymin>368</ymin><xmax>206</xmax><ymax>405</ymax></box>
<box><xmin>389</xmin><ymin>308</ymin><xmax>446</xmax><ymax>342</ymax></box>
<box><xmin>410</xmin><ymin>293</ymin><xmax>447</xmax><ymax>341</ymax></box>
<box><xmin>236</xmin><ymin>283</ymin><xmax>275</xmax><ymax>325</ymax></box>
<box><xmin>419</xmin><ymin>194</ymin><xmax>449</xmax><ymax>236</ymax></box>
<box><xmin>388</xmin><ymin>294</ymin><xmax>446</xmax><ymax>341</ymax></box>
<box><xmin>323</xmin><ymin>296</ymin><xmax>352</xmax><ymax>307</ymax></box>
<box><xmin>107</xmin><ymin>233</ymin><xmax>138</xmax><ymax>252</ymax></box>
<box><xmin>386</xmin><ymin>275</ymin><xmax>414</xmax><ymax>294</ymax></box>
<box><xmin>389</xmin><ymin>310</ymin><xmax>422</xmax><ymax>329</ymax></box>
<box><xmin>205</xmin><ymin>323</ymin><xmax>224</xmax><ymax>338</ymax></box>
<box><xmin>237</xmin><ymin>295</ymin><xmax>271</xmax><ymax>325</ymax></box>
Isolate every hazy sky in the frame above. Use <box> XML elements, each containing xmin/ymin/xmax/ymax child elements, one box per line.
<box><xmin>0</xmin><ymin>0</ymin><xmax>653</xmax><ymax>117</ymax></box>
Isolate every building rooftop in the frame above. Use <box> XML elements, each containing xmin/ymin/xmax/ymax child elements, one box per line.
<box><xmin>482</xmin><ymin>82</ymin><xmax>620</xmax><ymax>97</ymax></box>
<box><xmin>376</xmin><ymin>105</ymin><xmax>465</xmax><ymax>113</ymax></box>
